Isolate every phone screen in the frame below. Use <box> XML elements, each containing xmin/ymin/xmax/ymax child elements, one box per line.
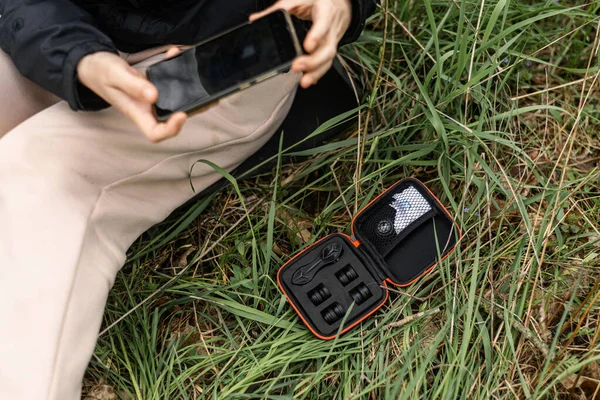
<box><xmin>149</xmin><ymin>11</ymin><xmax>298</xmax><ymax>120</ymax></box>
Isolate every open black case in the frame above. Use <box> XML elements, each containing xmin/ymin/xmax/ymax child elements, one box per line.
<box><xmin>277</xmin><ymin>178</ymin><xmax>461</xmax><ymax>339</ymax></box>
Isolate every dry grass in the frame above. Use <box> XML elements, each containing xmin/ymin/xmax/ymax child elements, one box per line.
<box><xmin>84</xmin><ymin>1</ymin><xmax>600</xmax><ymax>399</ymax></box>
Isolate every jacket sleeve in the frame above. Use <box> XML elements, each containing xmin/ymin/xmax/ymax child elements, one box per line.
<box><xmin>340</xmin><ymin>0</ymin><xmax>377</xmax><ymax>45</ymax></box>
<box><xmin>0</xmin><ymin>0</ymin><xmax>119</xmax><ymax>111</ymax></box>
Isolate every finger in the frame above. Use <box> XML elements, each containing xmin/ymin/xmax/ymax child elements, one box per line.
<box><xmin>292</xmin><ymin>41</ymin><xmax>337</xmax><ymax>74</ymax></box>
<box><xmin>110</xmin><ymin>84</ymin><xmax>188</xmax><ymax>142</ymax></box>
<box><xmin>300</xmin><ymin>59</ymin><xmax>333</xmax><ymax>87</ymax></box>
<box><xmin>146</xmin><ymin>112</ymin><xmax>188</xmax><ymax>142</ymax></box>
<box><xmin>107</xmin><ymin>88</ymin><xmax>164</xmax><ymax>138</ymax></box>
<box><xmin>249</xmin><ymin>3</ymin><xmax>281</xmax><ymax>21</ymax></box>
<box><xmin>249</xmin><ymin>0</ymin><xmax>298</xmax><ymax>21</ymax></box>
<box><xmin>165</xmin><ymin>46</ymin><xmax>181</xmax><ymax>60</ymax></box>
<box><xmin>299</xmin><ymin>75</ymin><xmax>313</xmax><ymax>89</ymax></box>
<box><xmin>303</xmin><ymin>7</ymin><xmax>333</xmax><ymax>53</ymax></box>
<box><xmin>107</xmin><ymin>64</ymin><xmax>158</xmax><ymax>103</ymax></box>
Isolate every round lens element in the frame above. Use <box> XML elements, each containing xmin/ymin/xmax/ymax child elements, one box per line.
<box><xmin>377</xmin><ymin>219</ymin><xmax>393</xmax><ymax>236</ymax></box>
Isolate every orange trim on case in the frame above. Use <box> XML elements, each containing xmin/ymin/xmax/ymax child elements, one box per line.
<box><xmin>350</xmin><ymin>177</ymin><xmax>463</xmax><ymax>287</ymax></box>
<box><xmin>276</xmin><ymin>234</ymin><xmax>389</xmax><ymax>340</ymax></box>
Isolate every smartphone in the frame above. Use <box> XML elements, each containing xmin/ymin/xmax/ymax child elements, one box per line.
<box><xmin>147</xmin><ymin>10</ymin><xmax>302</xmax><ymax>121</ymax></box>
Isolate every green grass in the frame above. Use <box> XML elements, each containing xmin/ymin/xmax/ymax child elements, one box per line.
<box><xmin>84</xmin><ymin>1</ymin><xmax>600</xmax><ymax>399</ymax></box>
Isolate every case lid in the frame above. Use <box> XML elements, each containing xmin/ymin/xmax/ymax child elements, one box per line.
<box><xmin>352</xmin><ymin>178</ymin><xmax>459</xmax><ymax>286</ymax></box>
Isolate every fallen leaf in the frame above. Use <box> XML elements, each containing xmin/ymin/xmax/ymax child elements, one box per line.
<box><xmin>297</xmin><ymin>228</ymin><xmax>312</xmax><ymax>244</ymax></box>
<box><xmin>561</xmin><ymin>362</ymin><xmax>600</xmax><ymax>399</ymax></box>
<box><xmin>176</xmin><ymin>246</ymin><xmax>196</xmax><ymax>270</ymax></box>
<box><xmin>272</xmin><ymin>242</ymin><xmax>284</xmax><ymax>257</ymax></box>
<box><xmin>84</xmin><ymin>385</ymin><xmax>117</xmax><ymax>400</ymax></box>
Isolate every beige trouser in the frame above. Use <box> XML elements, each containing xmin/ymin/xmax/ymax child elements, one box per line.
<box><xmin>0</xmin><ymin>47</ymin><xmax>299</xmax><ymax>399</ymax></box>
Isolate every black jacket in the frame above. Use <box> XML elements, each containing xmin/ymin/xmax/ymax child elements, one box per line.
<box><xmin>0</xmin><ymin>0</ymin><xmax>376</xmax><ymax>112</ymax></box>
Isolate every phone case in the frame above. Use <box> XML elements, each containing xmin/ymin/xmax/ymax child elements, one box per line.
<box><xmin>149</xmin><ymin>10</ymin><xmax>303</xmax><ymax>121</ymax></box>
<box><xmin>277</xmin><ymin>178</ymin><xmax>461</xmax><ymax>339</ymax></box>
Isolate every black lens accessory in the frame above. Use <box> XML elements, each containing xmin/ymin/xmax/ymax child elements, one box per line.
<box><xmin>322</xmin><ymin>302</ymin><xmax>345</xmax><ymax>324</ymax></box>
<box><xmin>376</xmin><ymin>218</ymin><xmax>394</xmax><ymax>237</ymax></box>
<box><xmin>292</xmin><ymin>242</ymin><xmax>344</xmax><ymax>285</ymax></box>
<box><xmin>335</xmin><ymin>265</ymin><xmax>358</xmax><ymax>286</ymax></box>
<box><xmin>349</xmin><ymin>283</ymin><xmax>373</xmax><ymax>305</ymax></box>
<box><xmin>307</xmin><ymin>284</ymin><xmax>331</xmax><ymax>306</ymax></box>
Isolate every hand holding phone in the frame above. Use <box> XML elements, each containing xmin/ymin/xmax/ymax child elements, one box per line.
<box><xmin>147</xmin><ymin>10</ymin><xmax>303</xmax><ymax>121</ymax></box>
<box><xmin>78</xmin><ymin>49</ymin><xmax>188</xmax><ymax>142</ymax></box>
<box><xmin>250</xmin><ymin>0</ymin><xmax>353</xmax><ymax>88</ymax></box>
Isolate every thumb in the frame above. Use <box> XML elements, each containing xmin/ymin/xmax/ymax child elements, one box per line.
<box><xmin>109</xmin><ymin>65</ymin><xmax>158</xmax><ymax>103</ymax></box>
<box><xmin>165</xmin><ymin>46</ymin><xmax>181</xmax><ymax>59</ymax></box>
<box><xmin>249</xmin><ymin>0</ymin><xmax>300</xmax><ymax>21</ymax></box>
